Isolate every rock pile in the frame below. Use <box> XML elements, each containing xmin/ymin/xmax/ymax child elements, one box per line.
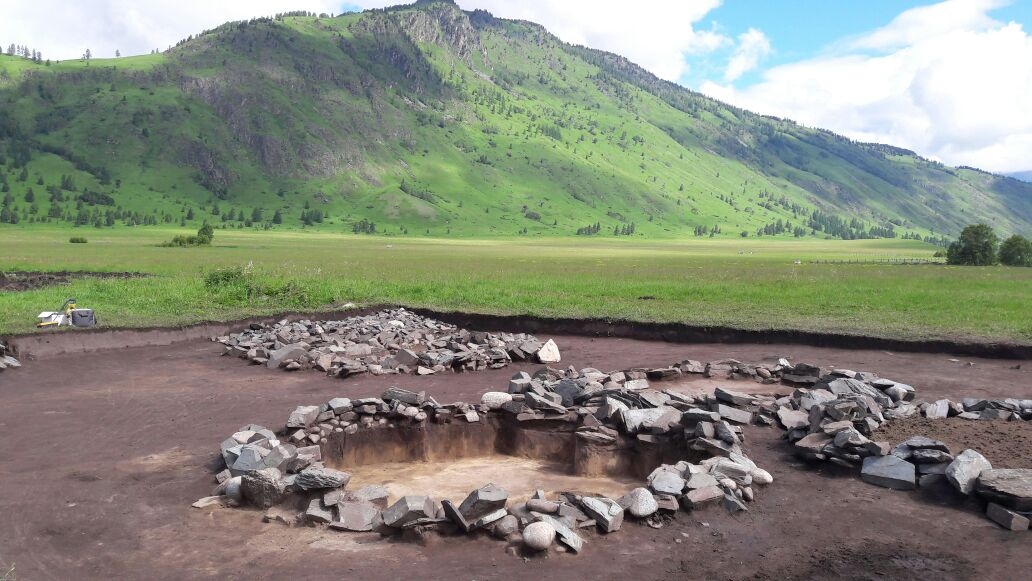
<box><xmin>920</xmin><ymin>397</ymin><xmax>1032</xmax><ymax>421</ymax></box>
<box><xmin>0</xmin><ymin>341</ymin><xmax>20</xmax><ymax>373</ymax></box>
<box><xmin>201</xmin><ymin>363</ymin><xmax>778</xmax><ymax>554</ymax></box>
<box><xmin>215</xmin><ymin>309</ymin><xmax>561</xmax><ymax>377</ymax></box>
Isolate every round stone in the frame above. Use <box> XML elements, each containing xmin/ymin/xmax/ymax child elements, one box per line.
<box><xmin>492</xmin><ymin>515</ymin><xmax>519</xmax><ymax>539</ymax></box>
<box><xmin>622</xmin><ymin>487</ymin><xmax>658</xmax><ymax>518</ymax></box>
<box><xmin>750</xmin><ymin>468</ymin><xmax>774</xmax><ymax>485</ymax></box>
<box><xmin>522</xmin><ymin>521</ymin><xmax>556</xmax><ymax>551</ymax></box>
<box><xmin>224</xmin><ymin>476</ymin><xmax>243</xmax><ymax>502</ymax></box>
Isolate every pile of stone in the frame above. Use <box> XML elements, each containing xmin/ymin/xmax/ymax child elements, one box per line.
<box><xmin>920</xmin><ymin>397</ymin><xmax>1032</xmax><ymax>421</ymax></box>
<box><xmin>201</xmin><ymin>364</ymin><xmax>777</xmax><ymax>554</ymax></box>
<box><xmin>857</xmin><ymin>436</ymin><xmax>1032</xmax><ymax>532</ymax></box>
<box><xmin>0</xmin><ymin>341</ymin><xmax>20</xmax><ymax>373</ymax></box>
<box><xmin>215</xmin><ymin>308</ymin><xmax>561</xmax><ymax>377</ymax></box>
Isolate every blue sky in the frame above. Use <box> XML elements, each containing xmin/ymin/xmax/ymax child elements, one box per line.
<box><xmin>2</xmin><ymin>0</ymin><xmax>1031</xmax><ymax>172</ymax></box>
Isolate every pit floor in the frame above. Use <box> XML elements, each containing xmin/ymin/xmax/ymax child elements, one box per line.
<box><xmin>0</xmin><ymin>333</ymin><xmax>1030</xmax><ymax>580</ymax></box>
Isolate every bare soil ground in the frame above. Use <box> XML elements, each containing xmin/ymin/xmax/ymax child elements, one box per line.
<box><xmin>0</xmin><ymin>271</ymin><xmax>145</xmax><ymax>292</ymax></box>
<box><xmin>0</xmin><ymin>334</ymin><xmax>1029</xmax><ymax>580</ymax></box>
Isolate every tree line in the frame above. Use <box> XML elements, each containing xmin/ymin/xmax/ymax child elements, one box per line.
<box><xmin>947</xmin><ymin>224</ymin><xmax>1031</xmax><ymax>267</ymax></box>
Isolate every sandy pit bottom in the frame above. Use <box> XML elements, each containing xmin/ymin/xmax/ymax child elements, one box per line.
<box><xmin>345</xmin><ymin>455</ymin><xmax>642</xmax><ymax>504</ymax></box>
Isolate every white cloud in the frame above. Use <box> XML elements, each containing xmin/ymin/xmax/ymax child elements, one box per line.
<box><xmin>724</xmin><ymin>28</ymin><xmax>770</xmax><ymax>82</ymax></box>
<box><xmin>701</xmin><ymin>0</ymin><xmax>1032</xmax><ymax>173</ymax></box>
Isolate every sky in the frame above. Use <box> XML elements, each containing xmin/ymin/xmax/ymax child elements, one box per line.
<box><xmin>1</xmin><ymin>0</ymin><xmax>1031</xmax><ymax>173</ymax></box>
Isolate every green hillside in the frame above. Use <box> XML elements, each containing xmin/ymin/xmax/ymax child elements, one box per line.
<box><xmin>1</xmin><ymin>0</ymin><xmax>1030</xmax><ymax>240</ymax></box>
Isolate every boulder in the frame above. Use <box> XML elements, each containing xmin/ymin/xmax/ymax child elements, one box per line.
<box><xmin>286</xmin><ymin>405</ymin><xmax>320</xmax><ymax>429</ymax></box>
<box><xmin>618</xmin><ymin>488</ymin><xmax>658</xmax><ymax>518</ymax></box>
<box><xmin>925</xmin><ymin>399</ymin><xmax>951</xmax><ymax>419</ymax></box>
<box><xmin>492</xmin><ymin>514</ymin><xmax>520</xmax><ymax>538</ymax></box>
<box><xmin>481</xmin><ymin>392</ymin><xmax>513</xmax><ymax>410</ymax></box>
<box><xmin>976</xmin><ymin>469</ymin><xmax>1032</xmax><ymax>511</ymax></box>
<box><xmin>382</xmin><ymin>495</ymin><xmax>437</xmax><ymax>528</ymax></box>
<box><xmin>579</xmin><ymin>496</ymin><xmax>624</xmax><ymax>533</ymax></box>
<box><xmin>860</xmin><ymin>456</ymin><xmax>916</xmax><ymax>490</ymax></box>
<box><xmin>523</xmin><ymin>521</ymin><xmax>556</xmax><ymax>551</ymax></box>
<box><xmin>267</xmin><ymin>343</ymin><xmax>309</xmax><ymax>369</ymax></box>
<box><xmin>295</xmin><ymin>466</ymin><xmax>351</xmax><ymax>491</ymax></box>
<box><xmin>945</xmin><ymin>449</ymin><xmax>992</xmax><ymax>495</ymax></box>
<box><xmin>536</xmin><ymin>339</ymin><xmax>561</xmax><ymax>364</ymax></box>
<box><xmin>343</xmin><ymin>484</ymin><xmax>390</xmax><ymax>509</ymax></box>
<box><xmin>777</xmin><ymin>408</ymin><xmax>809</xmax><ymax>430</ymax></box>
<box><xmin>532</xmin><ymin>513</ymin><xmax>584</xmax><ymax>553</ymax></box>
<box><xmin>331</xmin><ymin>500</ymin><xmax>383</xmax><ymax>532</ymax></box>
<box><xmin>681</xmin><ymin>486</ymin><xmax>724</xmax><ymax>510</ymax></box>
<box><xmin>458</xmin><ymin>483</ymin><xmax>508</xmax><ymax>520</ymax></box>
<box><xmin>305</xmin><ymin>498</ymin><xmax>334</xmax><ymax>524</ymax></box>
<box><xmin>714</xmin><ymin>387</ymin><xmax>755</xmax><ymax>407</ymax></box>
<box><xmin>750</xmin><ymin>468</ymin><xmax>774</xmax><ymax>485</ymax></box>
<box><xmin>241</xmin><ymin>468</ymin><xmax>286</xmax><ymax>508</ymax></box>
<box><xmin>649</xmin><ymin>471</ymin><xmax>686</xmax><ymax>495</ymax></box>
<box><xmin>716</xmin><ymin>404</ymin><xmax>753</xmax><ymax>425</ymax></box>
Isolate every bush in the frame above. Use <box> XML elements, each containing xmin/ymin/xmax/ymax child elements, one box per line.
<box><xmin>69</xmin><ymin>236</ymin><xmax>88</xmax><ymax>243</ymax></box>
<box><xmin>999</xmin><ymin>234</ymin><xmax>1032</xmax><ymax>267</ymax></box>
<box><xmin>160</xmin><ymin>222</ymin><xmax>214</xmax><ymax>247</ymax></box>
<box><xmin>946</xmin><ymin>223</ymin><xmax>998</xmax><ymax>266</ymax></box>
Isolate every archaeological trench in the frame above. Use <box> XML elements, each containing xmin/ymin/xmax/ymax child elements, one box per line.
<box><xmin>147</xmin><ymin>308</ymin><xmax>1030</xmax><ymax>555</ymax></box>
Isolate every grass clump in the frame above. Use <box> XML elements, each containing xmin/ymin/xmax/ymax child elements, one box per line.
<box><xmin>69</xmin><ymin>236</ymin><xmax>88</xmax><ymax>243</ymax></box>
<box><xmin>160</xmin><ymin>223</ymin><xmax>213</xmax><ymax>247</ymax></box>
<box><xmin>203</xmin><ymin>264</ymin><xmax>323</xmax><ymax>309</ymax></box>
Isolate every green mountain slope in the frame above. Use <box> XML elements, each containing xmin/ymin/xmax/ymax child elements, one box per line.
<box><xmin>1</xmin><ymin>0</ymin><xmax>1030</xmax><ymax>240</ymax></box>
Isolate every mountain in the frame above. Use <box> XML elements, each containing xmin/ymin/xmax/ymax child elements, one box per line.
<box><xmin>1005</xmin><ymin>171</ymin><xmax>1032</xmax><ymax>183</ymax></box>
<box><xmin>1</xmin><ymin>0</ymin><xmax>1031</xmax><ymax>239</ymax></box>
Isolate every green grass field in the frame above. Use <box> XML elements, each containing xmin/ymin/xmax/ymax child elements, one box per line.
<box><xmin>2</xmin><ymin>227</ymin><xmax>1030</xmax><ymax>342</ymax></box>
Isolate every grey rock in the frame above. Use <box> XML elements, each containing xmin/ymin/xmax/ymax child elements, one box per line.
<box><xmin>946</xmin><ymin>449</ymin><xmax>993</xmax><ymax>494</ymax></box>
<box><xmin>305</xmin><ymin>498</ymin><xmax>334</xmax><ymax>524</ymax></box>
<box><xmin>241</xmin><ymin>468</ymin><xmax>286</xmax><ymax>508</ymax></box>
<box><xmin>723</xmin><ymin>493</ymin><xmax>748</xmax><ymax>514</ymax></box>
<box><xmin>441</xmin><ymin>499</ymin><xmax>471</xmax><ymax>531</ymax></box>
<box><xmin>861</xmin><ymin>456</ymin><xmax>916</xmax><ymax>490</ymax></box>
<box><xmin>532</xmin><ymin>513</ymin><xmax>584</xmax><ymax>553</ymax></box>
<box><xmin>579</xmin><ymin>496</ymin><xmax>624</xmax><ymax>533</ymax></box>
<box><xmin>267</xmin><ymin>343</ymin><xmax>309</xmax><ymax>369</ymax></box>
<box><xmin>492</xmin><ymin>514</ymin><xmax>519</xmax><ymax>538</ymax></box>
<box><xmin>536</xmin><ymin>339</ymin><xmax>561</xmax><ymax>364</ymax></box>
<box><xmin>903</xmin><ymin>436</ymin><xmax>950</xmax><ymax>452</ymax></box>
<box><xmin>343</xmin><ymin>484</ymin><xmax>390</xmax><ymax>509</ymax></box>
<box><xmin>716</xmin><ymin>404</ymin><xmax>753</xmax><ymax>425</ymax></box>
<box><xmin>685</xmin><ymin>473</ymin><xmax>719</xmax><ymax>490</ymax></box>
<box><xmin>911</xmin><ymin>449</ymin><xmax>954</xmax><ymax>464</ymax></box>
<box><xmin>331</xmin><ymin>500</ymin><xmax>383</xmax><ymax>532</ymax></box>
<box><xmin>618</xmin><ymin>488</ymin><xmax>658</xmax><ymax>518</ymax></box>
<box><xmin>481</xmin><ymin>391</ymin><xmax>513</xmax><ymax>410</ymax></box>
<box><xmin>295</xmin><ymin>466</ymin><xmax>351</xmax><ymax>491</ymax></box>
<box><xmin>526</xmin><ymin>499</ymin><xmax>559</xmax><ymax>514</ymax></box>
<box><xmin>328</xmin><ymin>397</ymin><xmax>352</xmax><ymax>414</ymax></box>
<box><xmin>522</xmin><ymin>521</ymin><xmax>556</xmax><ymax>551</ymax></box>
<box><xmin>681</xmin><ymin>486</ymin><xmax>724</xmax><ymax>509</ymax></box>
<box><xmin>976</xmin><ymin>469</ymin><xmax>1032</xmax><ymax>511</ymax></box>
<box><xmin>986</xmin><ymin>502</ymin><xmax>1030</xmax><ymax>531</ymax></box>
<box><xmin>649</xmin><ymin>471</ymin><xmax>686</xmax><ymax>495</ymax></box>
<box><xmin>382</xmin><ymin>495</ymin><xmax>437</xmax><ymax>528</ymax></box>
<box><xmin>714</xmin><ymin>386</ymin><xmax>755</xmax><ymax>406</ymax></box>
<box><xmin>925</xmin><ymin>399</ymin><xmax>951</xmax><ymax>419</ymax></box>
<box><xmin>777</xmin><ymin>408</ymin><xmax>809</xmax><ymax>430</ymax></box>
<box><xmin>286</xmin><ymin>405</ymin><xmax>320</xmax><ymax>429</ymax></box>
<box><xmin>458</xmin><ymin>483</ymin><xmax>508</xmax><ymax>520</ymax></box>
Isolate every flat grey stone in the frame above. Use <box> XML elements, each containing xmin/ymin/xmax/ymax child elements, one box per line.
<box><xmin>649</xmin><ymin>471</ymin><xmax>686</xmax><ymax>495</ymax></box>
<box><xmin>903</xmin><ymin>436</ymin><xmax>950</xmax><ymax>452</ymax></box>
<box><xmin>681</xmin><ymin>486</ymin><xmax>724</xmax><ymax>510</ymax></box>
<box><xmin>579</xmin><ymin>496</ymin><xmax>623</xmax><ymax>533</ymax></box>
<box><xmin>382</xmin><ymin>495</ymin><xmax>437</xmax><ymax>528</ymax></box>
<box><xmin>305</xmin><ymin>498</ymin><xmax>334</xmax><ymax>524</ymax></box>
<box><xmin>777</xmin><ymin>408</ymin><xmax>809</xmax><ymax>430</ymax></box>
<box><xmin>714</xmin><ymin>386</ymin><xmax>755</xmax><ymax>406</ymax></box>
<box><xmin>911</xmin><ymin>449</ymin><xmax>954</xmax><ymax>464</ymax></box>
<box><xmin>716</xmin><ymin>404</ymin><xmax>753</xmax><ymax>425</ymax></box>
<box><xmin>685</xmin><ymin>473</ymin><xmax>719</xmax><ymax>490</ymax></box>
<box><xmin>861</xmin><ymin>456</ymin><xmax>916</xmax><ymax>490</ymax></box>
<box><xmin>332</xmin><ymin>502</ymin><xmax>382</xmax><ymax>531</ymax></box>
<box><xmin>295</xmin><ymin>466</ymin><xmax>351</xmax><ymax>490</ymax></box>
<box><xmin>343</xmin><ymin>484</ymin><xmax>390</xmax><ymax>509</ymax></box>
<box><xmin>976</xmin><ymin>469</ymin><xmax>1032</xmax><ymax>511</ymax></box>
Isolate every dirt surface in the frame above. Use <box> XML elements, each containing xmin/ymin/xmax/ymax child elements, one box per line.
<box><xmin>0</xmin><ymin>270</ymin><xmax>145</xmax><ymax>291</ymax></box>
<box><xmin>876</xmin><ymin>417</ymin><xmax>1032</xmax><ymax>468</ymax></box>
<box><xmin>0</xmin><ymin>334</ymin><xmax>1029</xmax><ymax>580</ymax></box>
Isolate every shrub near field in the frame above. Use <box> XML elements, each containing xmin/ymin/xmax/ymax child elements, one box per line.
<box><xmin>1</xmin><ymin>228</ymin><xmax>1030</xmax><ymax>342</ymax></box>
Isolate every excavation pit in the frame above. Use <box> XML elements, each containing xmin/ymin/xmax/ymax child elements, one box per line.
<box><xmin>321</xmin><ymin>418</ymin><xmax>699</xmax><ymax>504</ymax></box>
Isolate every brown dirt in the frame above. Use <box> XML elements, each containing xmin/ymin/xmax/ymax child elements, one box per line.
<box><xmin>876</xmin><ymin>417</ymin><xmax>1032</xmax><ymax>468</ymax></box>
<box><xmin>0</xmin><ymin>270</ymin><xmax>145</xmax><ymax>292</ymax></box>
<box><xmin>0</xmin><ymin>334</ymin><xmax>1029</xmax><ymax>580</ymax></box>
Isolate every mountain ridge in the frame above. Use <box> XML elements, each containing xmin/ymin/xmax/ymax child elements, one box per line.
<box><xmin>0</xmin><ymin>0</ymin><xmax>1030</xmax><ymax>239</ymax></box>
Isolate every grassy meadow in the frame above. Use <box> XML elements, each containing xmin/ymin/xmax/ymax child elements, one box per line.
<box><xmin>1</xmin><ymin>227</ymin><xmax>1030</xmax><ymax>342</ymax></box>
